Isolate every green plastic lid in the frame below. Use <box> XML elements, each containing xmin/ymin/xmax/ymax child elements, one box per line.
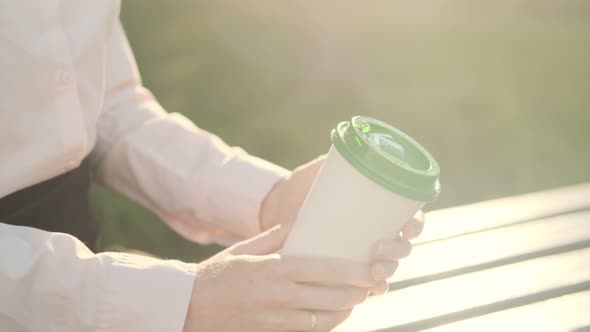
<box><xmin>331</xmin><ymin>116</ymin><xmax>441</xmax><ymax>201</ymax></box>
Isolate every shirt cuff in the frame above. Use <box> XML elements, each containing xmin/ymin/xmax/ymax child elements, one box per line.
<box><xmin>96</xmin><ymin>252</ymin><xmax>197</xmax><ymax>332</ymax></box>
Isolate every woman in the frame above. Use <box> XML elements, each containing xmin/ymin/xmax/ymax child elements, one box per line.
<box><xmin>0</xmin><ymin>1</ymin><xmax>424</xmax><ymax>331</ymax></box>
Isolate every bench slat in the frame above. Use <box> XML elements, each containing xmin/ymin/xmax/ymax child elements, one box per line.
<box><xmin>419</xmin><ymin>183</ymin><xmax>590</xmax><ymax>244</ymax></box>
<box><xmin>422</xmin><ymin>290</ymin><xmax>590</xmax><ymax>332</ymax></box>
<box><xmin>390</xmin><ymin>210</ymin><xmax>590</xmax><ymax>288</ymax></box>
<box><xmin>334</xmin><ymin>247</ymin><xmax>590</xmax><ymax>332</ymax></box>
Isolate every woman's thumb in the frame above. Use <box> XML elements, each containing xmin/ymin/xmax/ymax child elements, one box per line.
<box><xmin>230</xmin><ymin>224</ymin><xmax>290</xmax><ymax>256</ymax></box>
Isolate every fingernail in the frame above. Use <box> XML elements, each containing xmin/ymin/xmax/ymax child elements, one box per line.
<box><xmin>373</xmin><ymin>264</ymin><xmax>391</xmax><ymax>280</ymax></box>
<box><xmin>405</xmin><ymin>226</ymin><xmax>418</xmax><ymax>240</ymax></box>
<box><xmin>373</xmin><ymin>265</ymin><xmax>385</xmax><ymax>280</ymax></box>
<box><xmin>374</xmin><ymin>241</ymin><xmax>383</xmax><ymax>258</ymax></box>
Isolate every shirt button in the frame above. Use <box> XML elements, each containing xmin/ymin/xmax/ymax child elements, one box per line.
<box><xmin>64</xmin><ymin>159</ymin><xmax>78</xmax><ymax>171</ymax></box>
<box><xmin>59</xmin><ymin>70</ymin><xmax>72</xmax><ymax>84</ymax></box>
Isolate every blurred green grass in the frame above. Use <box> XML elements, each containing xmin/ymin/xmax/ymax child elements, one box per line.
<box><xmin>93</xmin><ymin>0</ymin><xmax>590</xmax><ymax>261</ymax></box>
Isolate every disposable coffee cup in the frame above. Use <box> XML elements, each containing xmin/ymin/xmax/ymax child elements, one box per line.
<box><xmin>282</xmin><ymin>116</ymin><xmax>440</xmax><ymax>262</ymax></box>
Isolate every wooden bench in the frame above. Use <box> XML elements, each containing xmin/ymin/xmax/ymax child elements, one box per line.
<box><xmin>334</xmin><ymin>182</ymin><xmax>590</xmax><ymax>332</ymax></box>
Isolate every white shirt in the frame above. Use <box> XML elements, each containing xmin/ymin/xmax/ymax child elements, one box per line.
<box><xmin>0</xmin><ymin>1</ymin><xmax>289</xmax><ymax>331</ymax></box>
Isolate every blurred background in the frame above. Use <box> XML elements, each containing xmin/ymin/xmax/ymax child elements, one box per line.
<box><xmin>92</xmin><ymin>0</ymin><xmax>590</xmax><ymax>261</ymax></box>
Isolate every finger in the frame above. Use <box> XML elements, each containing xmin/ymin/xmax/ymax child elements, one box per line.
<box><xmin>401</xmin><ymin>211</ymin><xmax>425</xmax><ymax>240</ymax></box>
<box><xmin>230</xmin><ymin>224</ymin><xmax>289</xmax><ymax>255</ymax></box>
<box><xmin>284</xmin><ymin>155</ymin><xmax>327</xmax><ymax>212</ymax></box>
<box><xmin>372</xmin><ymin>238</ymin><xmax>412</xmax><ymax>261</ymax></box>
<box><xmin>289</xmin><ymin>283</ymin><xmax>368</xmax><ymax>311</ymax></box>
<box><xmin>287</xmin><ymin>309</ymin><xmax>353</xmax><ymax>332</ymax></box>
<box><xmin>266</xmin><ymin>155</ymin><xmax>327</xmax><ymax>232</ymax></box>
<box><xmin>371</xmin><ymin>261</ymin><xmax>399</xmax><ymax>281</ymax></box>
<box><xmin>401</xmin><ymin>220</ymin><xmax>423</xmax><ymax>240</ymax></box>
<box><xmin>292</xmin><ymin>155</ymin><xmax>326</xmax><ymax>189</ymax></box>
<box><xmin>369</xmin><ymin>280</ymin><xmax>389</xmax><ymax>295</ymax></box>
<box><xmin>415</xmin><ymin>210</ymin><xmax>425</xmax><ymax>223</ymax></box>
<box><xmin>281</xmin><ymin>256</ymin><xmax>374</xmax><ymax>287</ymax></box>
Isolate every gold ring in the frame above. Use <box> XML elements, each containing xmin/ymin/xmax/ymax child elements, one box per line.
<box><xmin>309</xmin><ymin>311</ymin><xmax>317</xmax><ymax>332</ymax></box>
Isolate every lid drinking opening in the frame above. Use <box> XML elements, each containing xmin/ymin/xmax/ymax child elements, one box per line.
<box><xmin>356</xmin><ymin>121</ymin><xmax>431</xmax><ymax>171</ymax></box>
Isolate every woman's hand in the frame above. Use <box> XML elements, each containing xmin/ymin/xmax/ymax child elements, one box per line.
<box><xmin>260</xmin><ymin>156</ymin><xmax>326</xmax><ymax>232</ymax></box>
<box><xmin>183</xmin><ymin>225</ymin><xmax>389</xmax><ymax>332</ymax></box>
<box><xmin>368</xmin><ymin>210</ymin><xmax>425</xmax><ymax>294</ymax></box>
<box><xmin>259</xmin><ymin>156</ymin><xmax>427</xmax><ymax>295</ymax></box>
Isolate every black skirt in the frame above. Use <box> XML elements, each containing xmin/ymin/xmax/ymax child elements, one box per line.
<box><xmin>0</xmin><ymin>161</ymin><xmax>99</xmax><ymax>251</ymax></box>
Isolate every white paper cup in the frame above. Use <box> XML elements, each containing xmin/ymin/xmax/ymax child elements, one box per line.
<box><xmin>282</xmin><ymin>116</ymin><xmax>440</xmax><ymax>262</ymax></box>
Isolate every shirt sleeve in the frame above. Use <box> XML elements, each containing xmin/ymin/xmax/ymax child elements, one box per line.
<box><xmin>0</xmin><ymin>223</ymin><xmax>196</xmax><ymax>332</ymax></box>
<box><xmin>89</xmin><ymin>21</ymin><xmax>290</xmax><ymax>246</ymax></box>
